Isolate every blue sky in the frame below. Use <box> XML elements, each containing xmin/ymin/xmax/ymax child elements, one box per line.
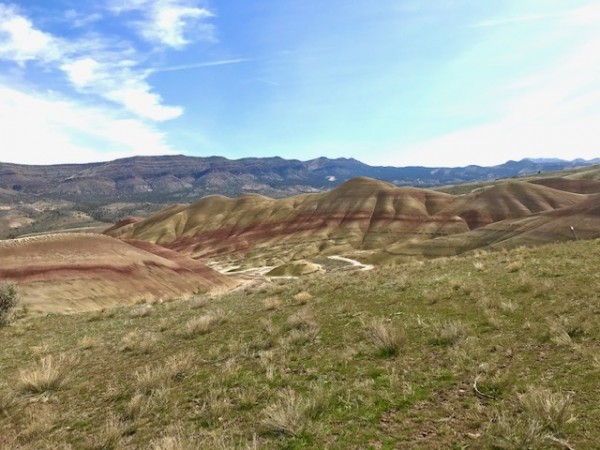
<box><xmin>0</xmin><ymin>0</ymin><xmax>599</xmax><ymax>167</ymax></box>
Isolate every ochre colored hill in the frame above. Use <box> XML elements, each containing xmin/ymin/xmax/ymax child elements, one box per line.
<box><xmin>0</xmin><ymin>233</ymin><xmax>235</xmax><ymax>314</ymax></box>
<box><xmin>442</xmin><ymin>181</ymin><xmax>584</xmax><ymax>229</ymax></box>
<box><xmin>107</xmin><ymin>178</ymin><xmax>467</xmax><ymax>263</ymax></box>
<box><xmin>529</xmin><ymin>177</ymin><xmax>600</xmax><ymax>194</ymax></box>
<box><xmin>384</xmin><ymin>194</ymin><xmax>600</xmax><ymax>259</ymax></box>
<box><xmin>107</xmin><ymin>177</ymin><xmax>588</xmax><ymax>264</ymax></box>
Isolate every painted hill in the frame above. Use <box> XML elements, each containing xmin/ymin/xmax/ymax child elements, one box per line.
<box><xmin>381</xmin><ymin>193</ymin><xmax>600</xmax><ymax>259</ymax></box>
<box><xmin>0</xmin><ymin>233</ymin><xmax>235</xmax><ymax>314</ymax></box>
<box><xmin>438</xmin><ymin>181</ymin><xmax>584</xmax><ymax>229</ymax></box>
<box><xmin>106</xmin><ymin>177</ymin><xmax>585</xmax><ymax>265</ymax></box>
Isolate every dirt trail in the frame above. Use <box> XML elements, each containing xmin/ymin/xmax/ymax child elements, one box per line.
<box><xmin>327</xmin><ymin>255</ymin><xmax>374</xmax><ymax>271</ymax></box>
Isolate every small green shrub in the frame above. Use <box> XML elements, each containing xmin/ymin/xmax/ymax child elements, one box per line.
<box><xmin>0</xmin><ymin>282</ymin><xmax>19</xmax><ymax>327</ymax></box>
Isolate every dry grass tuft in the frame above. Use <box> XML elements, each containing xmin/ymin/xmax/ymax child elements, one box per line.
<box><xmin>135</xmin><ymin>353</ymin><xmax>193</xmax><ymax>394</ymax></box>
<box><xmin>262</xmin><ymin>297</ymin><xmax>283</xmax><ymax>311</ymax></box>
<box><xmin>0</xmin><ymin>387</ymin><xmax>17</xmax><ymax>416</ymax></box>
<box><xmin>285</xmin><ymin>327</ymin><xmax>320</xmax><ymax>346</ymax></box>
<box><xmin>490</xmin><ymin>388</ymin><xmax>575</xmax><ymax>449</ymax></box>
<box><xmin>363</xmin><ymin>318</ymin><xmax>406</xmax><ymax>357</ymax></box>
<box><xmin>286</xmin><ymin>311</ymin><xmax>318</xmax><ymax>330</ymax></box>
<box><xmin>431</xmin><ymin>320</ymin><xmax>468</xmax><ymax>346</ymax></box>
<box><xmin>519</xmin><ymin>387</ymin><xmax>574</xmax><ymax>432</ymax></box>
<box><xmin>261</xmin><ymin>389</ymin><xmax>314</xmax><ymax>436</ymax></box>
<box><xmin>293</xmin><ymin>291</ymin><xmax>313</xmax><ymax>305</ymax></box>
<box><xmin>506</xmin><ymin>261</ymin><xmax>522</xmax><ymax>273</ymax></box>
<box><xmin>120</xmin><ymin>331</ymin><xmax>159</xmax><ymax>354</ymax></box>
<box><xmin>489</xmin><ymin>411</ymin><xmax>545</xmax><ymax>449</ymax></box>
<box><xmin>78</xmin><ymin>335</ymin><xmax>100</xmax><ymax>350</ymax></box>
<box><xmin>19</xmin><ymin>405</ymin><xmax>56</xmax><ymax>442</ymax></box>
<box><xmin>473</xmin><ymin>261</ymin><xmax>485</xmax><ymax>271</ymax></box>
<box><xmin>151</xmin><ymin>429</ymin><xmax>195</xmax><ymax>450</ymax></box>
<box><xmin>18</xmin><ymin>354</ymin><xmax>68</xmax><ymax>394</ymax></box>
<box><xmin>188</xmin><ymin>296</ymin><xmax>209</xmax><ymax>310</ymax></box>
<box><xmin>282</xmin><ymin>311</ymin><xmax>320</xmax><ymax>346</ymax></box>
<box><xmin>88</xmin><ymin>414</ymin><xmax>128</xmax><ymax>450</ymax></box>
<box><xmin>129</xmin><ymin>305</ymin><xmax>153</xmax><ymax>319</ymax></box>
<box><xmin>123</xmin><ymin>393</ymin><xmax>151</xmax><ymax>421</ymax></box>
<box><xmin>184</xmin><ymin>311</ymin><xmax>225</xmax><ymax>337</ymax></box>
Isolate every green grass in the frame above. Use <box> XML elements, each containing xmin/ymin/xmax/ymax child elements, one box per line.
<box><xmin>1</xmin><ymin>239</ymin><xmax>600</xmax><ymax>448</ymax></box>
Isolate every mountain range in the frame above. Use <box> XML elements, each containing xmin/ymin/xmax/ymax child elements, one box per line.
<box><xmin>2</xmin><ymin>154</ymin><xmax>599</xmax><ymax>202</ymax></box>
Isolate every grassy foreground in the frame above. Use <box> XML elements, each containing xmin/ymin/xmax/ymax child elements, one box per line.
<box><xmin>2</xmin><ymin>240</ymin><xmax>600</xmax><ymax>449</ymax></box>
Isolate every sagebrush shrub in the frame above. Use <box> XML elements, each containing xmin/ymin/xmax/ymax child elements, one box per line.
<box><xmin>0</xmin><ymin>282</ymin><xmax>19</xmax><ymax>327</ymax></box>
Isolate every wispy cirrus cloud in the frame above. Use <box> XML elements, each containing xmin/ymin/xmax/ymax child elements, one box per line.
<box><xmin>147</xmin><ymin>58</ymin><xmax>248</xmax><ymax>74</ymax></box>
<box><xmin>470</xmin><ymin>2</ymin><xmax>600</xmax><ymax>28</ymax></box>
<box><xmin>109</xmin><ymin>0</ymin><xmax>215</xmax><ymax>48</ymax></box>
<box><xmin>64</xmin><ymin>9</ymin><xmax>104</xmax><ymax>28</ymax></box>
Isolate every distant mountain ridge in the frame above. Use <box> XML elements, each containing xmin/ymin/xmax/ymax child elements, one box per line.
<box><xmin>1</xmin><ymin>154</ymin><xmax>599</xmax><ymax>202</ymax></box>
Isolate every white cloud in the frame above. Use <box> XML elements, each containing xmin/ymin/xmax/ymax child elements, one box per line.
<box><xmin>60</xmin><ymin>56</ymin><xmax>183</xmax><ymax>121</ymax></box>
<box><xmin>0</xmin><ymin>6</ymin><xmax>183</xmax><ymax>121</ymax></box>
<box><xmin>375</xmin><ymin>29</ymin><xmax>600</xmax><ymax>168</ymax></box>
<box><xmin>107</xmin><ymin>85</ymin><xmax>182</xmax><ymax>121</ymax></box>
<box><xmin>0</xmin><ymin>84</ymin><xmax>177</xmax><ymax>164</ymax></box>
<box><xmin>0</xmin><ymin>5</ymin><xmax>61</xmax><ymax>64</ymax></box>
<box><xmin>61</xmin><ymin>57</ymin><xmax>99</xmax><ymax>87</ymax></box>
<box><xmin>110</xmin><ymin>0</ymin><xmax>215</xmax><ymax>48</ymax></box>
<box><xmin>470</xmin><ymin>2</ymin><xmax>600</xmax><ymax>29</ymax></box>
<box><xmin>378</xmin><ymin>115</ymin><xmax>600</xmax><ymax>168</ymax></box>
<box><xmin>469</xmin><ymin>13</ymin><xmax>556</xmax><ymax>29</ymax></box>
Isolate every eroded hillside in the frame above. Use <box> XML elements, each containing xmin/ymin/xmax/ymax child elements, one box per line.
<box><xmin>106</xmin><ymin>176</ymin><xmax>593</xmax><ymax>266</ymax></box>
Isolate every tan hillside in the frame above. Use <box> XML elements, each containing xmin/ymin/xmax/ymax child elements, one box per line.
<box><xmin>107</xmin><ymin>177</ymin><xmax>589</xmax><ymax>264</ymax></box>
<box><xmin>529</xmin><ymin>177</ymin><xmax>600</xmax><ymax>194</ymax></box>
<box><xmin>385</xmin><ymin>193</ymin><xmax>600</xmax><ymax>259</ymax></box>
<box><xmin>0</xmin><ymin>233</ymin><xmax>235</xmax><ymax>314</ymax></box>
<box><xmin>442</xmin><ymin>181</ymin><xmax>584</xmax><ymax>229</ymax></box>
<box><xmin>107</xmin><ymin>177</ymin><xmax>467</xmax><ymax>263</ymax></box>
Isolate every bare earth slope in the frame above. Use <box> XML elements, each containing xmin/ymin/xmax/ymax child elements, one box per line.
<box><xmin>386</xmin><ymin>194</ymin><xmax>600</xmax><ymax>258</ymax></box>
<box><xmin>0</xmin><ymin>233</ymin><xmax>235</xmax><ymax>314</ymax></box>
<box><xmin>440</xmin><ymin>181</ymin><xmax>584</xmax><ymax>229</ymax></box>
<box><xmin>107</xmin><ymin>177</ymin><xmax>585</xmax><ymax>265</ymax></box>
<box><xmin>107</xmin><ymin>178</ymin><xmax>465</xmax><ymax>264</ymax></box>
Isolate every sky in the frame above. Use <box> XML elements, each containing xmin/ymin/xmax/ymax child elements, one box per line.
<box><xmin>0</xmin><ymin>0</ymin><xmax>599</xmax><ymax>168</ymax></box>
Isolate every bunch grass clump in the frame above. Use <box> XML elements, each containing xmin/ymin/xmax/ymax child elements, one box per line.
<box><xmin>363</xmin><ymin>318</ymin><xmax>406</xmax><ymax>357</ymax></box>
<box><xmin>18</xmin><ymin>355</ymin><xmax>68</xmax><ymax>394</ymax></box>
<box><xmin>261</xmin><ymin>389</ymin><xmax>315</xmax><ymax>436</ymax></box>
<box><xmin>184</xmin><ymin>310</ymin><xmax>226</xmax><ymax>337</ymax></box>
